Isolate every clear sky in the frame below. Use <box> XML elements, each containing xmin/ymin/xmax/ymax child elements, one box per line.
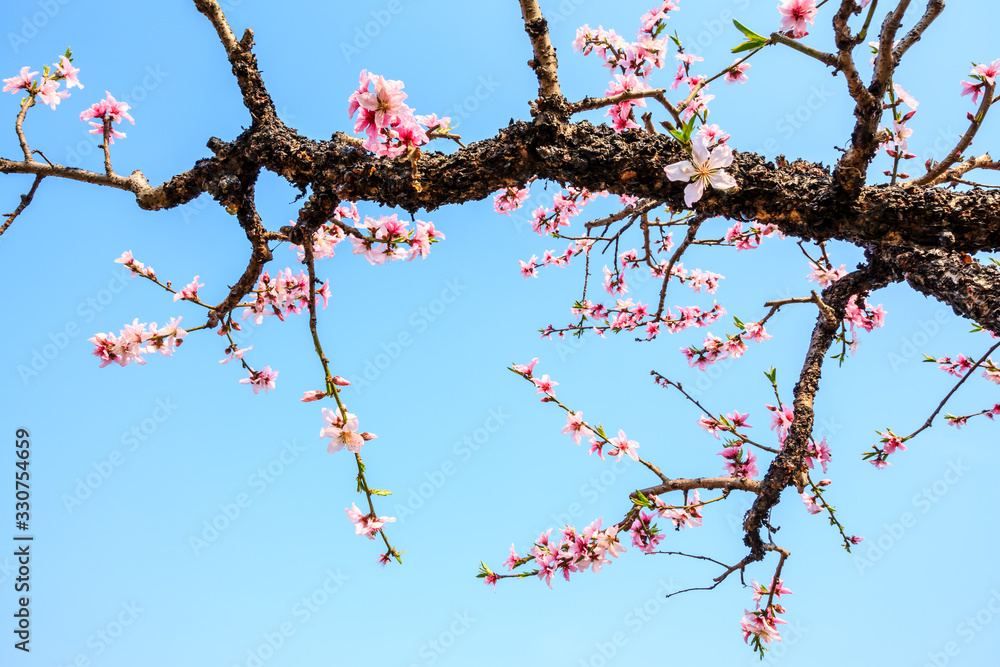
<box><xmin>2</xmin><ymin>1</ymin><xmax>999</xmax><ymax>665</ymax></box>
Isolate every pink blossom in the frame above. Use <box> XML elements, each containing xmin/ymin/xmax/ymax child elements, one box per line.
<box><xmin>971</xmin><ymin>59</ymin><xmax>1000</xmax><ymax>86</ymax></box>
<box><xmin>766</xmin><ymin>403</ymin><xmax>794</xmax><ymax>443</ymax></box>
<box><xmin>532</xmin><ymin>374</ymin><xmax>558</xmax><ymax>397</ymax></box>
<box><xmin>79</xmin><ymin>91</ymin><xmax>134</xmax><ymax>143</ymax></box>
<box><xmin>503</xmin><ymin>544</ymin><xmax>521</xmax><ymax>570</ymax></box>
<box><xmin>239</xmin><ymin>366</ymin><xmax>277</xmax><ymax>394</ymax></box>
<box><xmin>57</xmin><ymin>55</ymin><xmax>83</xmax><ymax>89</ymax></box>
<box><xmin>173</xmin><ymin>275</ymin><xmax>204</xmax><ymax>302</ymax></box>
<box><xmin>320</xmin><ymin>407</ymin><xmax>366</xmax><ymax>453</ymax></box>
<box><xmin>800</xmin><ymin>492</ymin><xmax>822</xmax><ymax>514</ymax></box>
<box><xmin>587</xmin><ymin>437</ymin><xmax>606</xmax><ymax>460</ymax></box>
<box><xmin>345</xmin><ymin>503</ymin><xmax>395</xmax><ymax>539</ymax></box>
<box><xmin>743</xmin><ymin>322</ymin><xmax>772</xmax><ymax>343</ymax></box>
<box><xmin>808</xmin><ymin>263</ymin><xmax>847</xmax><ymax>287</ymax></box>
<box><xmin>2</xmin><ymin>66</ymin><xmax>37</xmax><ymax>94</ymax></box>
<box><xmin>35</xmin><ymin>77</ymin><xmax>69</xmax><ymax>110</ymax></box>
<box><xmin>725</xmin><ymin>60</ymin><xmax>751</xmax><ymax>85</ymax></box>
<box><xmin>494</xmin><ymin>185</ymin><xmax>531</xmax><ymax>215</ymax></box>
<box><xmin>608</xmin><ymin>429</ymin><xmax>640</xmax><ymax>462</ymax></box>
<box><xmin>806</xmin><ymin>437</ymin><xmax>832</xmax><ymax>473</ymax></box>
<box><xmin>415</xmin><ymin>113</ymin><xmax>451</xmax><ymax>131</ymax></box>
<box><xmin>355</xmin><ymin>74</ymin><xmax>408</xmax><ymax>130</ymax></box>
<box><xmin>893</xmin><ymin>83</ymin><xmax>917</xmax><ymax>109</ymax></box>
<box><xmin>562</xmin><ymin>411</ymin><xmax>593</xmax><ymax>445</ymax></box>
<box><xmin>219</xmin><ymin>345</ymin><xmax>252</xmax><ymax>364</ymax></box>
<box><xmin>512</xmin><ymin>358</ymin><xmax>539</xmax><ymax>376</ymax></box>
<box><xmin>777</xmin><ymin>0</ymin><xmax>817</xmax><ymax>39</ymax></box>
<box><xmin>697</xmin><ymin>123</ymin><xmax>730</xmax><ymax>145</ymax></box>
<box><xmin>300</xmin><ymin>390</ymin><xmax>325</xmax><ymax>402</ymax></box>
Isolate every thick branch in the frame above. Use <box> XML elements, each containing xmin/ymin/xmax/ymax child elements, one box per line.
<box><xmin>870</xmin><ymin>245</ymin><xmax>1000</xmax><ymax>334</ymax></box>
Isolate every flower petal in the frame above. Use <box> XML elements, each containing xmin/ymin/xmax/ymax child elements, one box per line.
<box><xmin>684</xmin><ymin>180</ymin><xmax>705</xmax><ymax>207</ymax></box>
<box><xmin>708</xmin><ymin>170</ymin><xmax>737</xmax><ymax>191</ymax></box>
<box><xmin>664</xmin><ymin>161</ymin><xmax>695</xmax><ymax>182</ymax></box>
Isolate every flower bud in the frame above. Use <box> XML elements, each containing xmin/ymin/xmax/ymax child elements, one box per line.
<box><xmin>332</xmin><ymin>376</ymin><xmax>351</xmax><ymax>386</ymax></box>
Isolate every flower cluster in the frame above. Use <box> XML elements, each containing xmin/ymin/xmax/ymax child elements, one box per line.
<box><xmin>89</xmin><ymin>317</ymin><xmax>187</xmax><ymax>368</ymax></box>
<box><xmin>496</xmin><ymin>519</ymin><xmax>627</xmax><ymax>588</ymax></box>
<box><xmin>494</xmin><ymin>185</ymin><xmax>531</xmax><ymax>215</ymax></box>
<box><xmin>681</xmin><ymin>319</ymin><xmax>771</xmax><ymax>369</ymax></box>
<box><xmin>290</xmin><ymin>203</ymin><xmax>357</xmax><ymax>261</ymax></box>
<box><xmin>518</xmin><ymin>239</ymin><xmax>594</xmax><ymax>279</ymax></box>
<box><xmin>630</xmin><ymin>490</ymin><xmax>705</xmax><ymax>554</ymax></box>
<box><xmin>934</xmin><ymin>354</ymin><xmax>975</xmax><ymax>377</ymax></box>
<box><xmin>719</xmin><ymin>444</ymin><xmax>759</xmax><ymax>478</ymax></box>
<box><xmin>348</xmin><ymin>70</ymin><xmax>449</xmax><ymax>157</ymax></box>
<box><xmin>961</xmin><ymin>59</ymin><xmax>999</xmax><ymax>104</ymax></box>
<box><xmin>114</xmin><ymin>250</ymin><xmax>156</xmax><ymax>280</ymax></box>
<box><xmin>241</xmin><ymin>268</ymin><xmax>330</xmax><ymax>325</ymax></box>
<box><xmin>723</xmin><ymin>221</ymin><xmax>781</xmax><ymax>251</ymax></box>
<box><xmin>741</xmin><ymin>577</ymin><xmax>792</xmax><ymax>651</ymax></box>
<box><xmin>573</xmin><ymin>3</ymin><xmax>675</xmax><ymax>131</ymax></box>
<box><xmin>864</xmin><ymin>428</ymin><xmax>907</xmax><ymax>468</ymax></box>
<box><xmin>3</xmin><ymin>52</ymin><xmax>81</xmax><ymax>110</ymax></box>
<box><xmin>546</xmin><ymin>299</ymin><xmax>727</xmax><ymax>343</ymax></box>
<box><xmin>350</xmin><ymin>214</ymin><xmax>445</xmax><ymax>265</ymax></box>
<box><xmin>807</xmin><ymin>262</ymin><xmax>847</xmax><ymax>287</ymax></box>
<box><xmin>79</xmin><ymin>91</ymin><xmax>134</xmax><ymax>144</ymax></box>
<box><xmin>526</xmin><ymin>187</ymin><xmax>608</xmax><ymax>237</ymax></box>
<box><xmin>844</xmin><ymin>294</ymin><xmax>887</xmax><ymax>333</ymax></box>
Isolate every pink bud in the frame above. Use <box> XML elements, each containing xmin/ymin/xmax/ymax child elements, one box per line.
<box><xmin>300</xmin><ymin>390</ymin><xmax>326</xmax><ymax>402</ymax></box>
<box><xmin>902</xmin><ymin>110</ymin><xmax>916</xmax><ymax>122</ymax></box>
<box><xmin>332</xmin><ymin>376</ymin><xmax>351</xmax><ymax>387</ymax></box>
<box><xmin>360</xmin><ymin>432</ymin><xmax>378</xmax><ymax>441</ymax></box>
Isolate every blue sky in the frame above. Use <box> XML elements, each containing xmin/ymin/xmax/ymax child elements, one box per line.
<box><xmin>2</xmin><ymin>0</ymin><xmax>999</xmax><ymax>665</ymax></box>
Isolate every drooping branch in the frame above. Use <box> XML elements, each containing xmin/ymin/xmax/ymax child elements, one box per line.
<box><xmin>742</xmin><ymin>266</ymin><xmax>896</xmax><ymax>560</ymax></box>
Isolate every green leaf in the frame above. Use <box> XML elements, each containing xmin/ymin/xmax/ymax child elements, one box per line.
<box><xmin>370</xmin><ymin>489</ymin><xmax>393</xmax><ymax>497</ymax></box>
<box><xmin>731</xmin><ymin>19</ymin><xmax>768</xmax><ymax>53</ymax></box>
<box><xmin>732</xmin><ymin>39</ymin><xmax>764</xmax><ymax>54</ymax></box>
<box><xmin>733</xmin><ymin>19</ymin><xmax>765</xmax><ymax>41</ymax></box>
